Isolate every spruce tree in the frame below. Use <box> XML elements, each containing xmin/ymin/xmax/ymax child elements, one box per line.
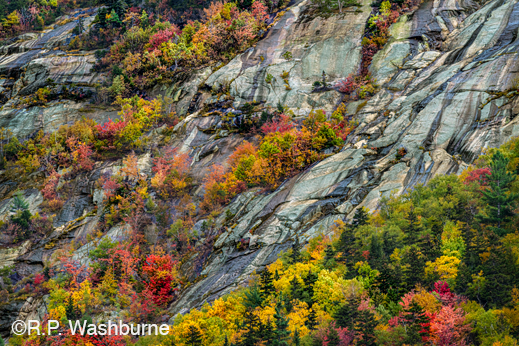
<box><xmin>402</xmin><ymin>245</ymin><xmax>425</xmax><ymax>290</ymax></box>
<box><xmin>0</xmin><ymin>0</ymin><xmax>7</xmax><ymax>21</ymax></box>
<box><xmin>97</xmin><ymin>7</ymin><xmax>108</xmax><ymax>28</ymax></box>
<box><xmin>258</xmin><ymin>318</ymin><xmax>275</xmax><ymax>343</ymax></box>
<box><xmin>405</xmin><ymin>208</ymin><xmax>422</xmax><ymax>246</ymax></box>
<box><xmin>139</xmin><ymin>9</ymin><xmax>149</xmax><ymax>28</ymax></box>
<box><xmin>306</xmin><ymin>306</ymin><xmax>317</xmax><ymax>330</ymax></box>
<box><xmin>10</xmin><ymin>191</ymin><xmax>29</xmax><ymax>213</ymax></box>
<box><xmin>293</xmin><ymin>329</ymin><xmax>300</xmax><ymax>346</ymax></box>
<box><xmin>477</xmin><ymin>151</ymin><xmax>518</xmax><ymax>236</ymax></box>
<box><xmin>325</xmin><ymin>327</ymin><xmax>340</xmax><ymax>346</ymax></box>
<box><xmin>352</xmin><ymin>207</ymin><xmax>369</xmax><ymax>228</ymax></box>
<box><xmin>112</xmin><ymin>0</ymin><xmax>127</xmax><ymax>19</ymax></box>
<box><xmin>324</xmin><ymin>244</ymin><xmax>336</xmax><ymax>263</ymax></box>
<box><xmin>107</xmin><ymin>9</ymin><xmax>122</xmax><ymax>27</ymax></box>
<box><xmin>10</xmin><ymin>191</ymin><xmax>32</xmax><ymax>238</ymax></box>
<box><xmin>290</xmin><ymin>237</ymin><xmax>302</xmax><ymax>264</ymax></box>
<box><xmin>186</xmin><ymin>325</ymin><xmax>203</xmax><ymax>346</ymax></box>
<box><xmin>239</xmin><ymin>309</ymin><xmax>260</xmax><ymax>346</ymax></box>
<box><xmin>65</xmin><ymin>295</ymin><xmax>75</xmax><ymax>320</ymax></box>
<box><xmin>260</xmin><ymin>269</ymin><xmax>275</xmax><ymax>301</ymax></box>
<box><xmin>333</xmin><ymin>297</ymin><xmax>360</xmax><ymax>329</ymax></box>
<box><xmin>290</xmin><ymin>276</ymin><xmax>304</xmax><ymax>301</ymax></box>
<box><xmin>355</xmin><ymin>310</ymin><xmax>377</xmax><ymax>346</ymax></box>
<box><xmin>401</xmin><ymin>301</ymin><xmax>430</xmax><ymax>344</ymax></box>
<box><xmin>244</xmin><ymin>285</ymin><xmax>263</xmax><ymax>309</ymax></box>
<box><xmin>272</xmin><ymin>304</ymin><xmax>290</xmax><ymax>346</ymax></box>
<box><xmin>302</xmin><ymin>270</ymin><xmax>317</xmax><ymax>306</ymax></box>
<box><xmin>368</xmin><ymin>234</ymin><xmax>384</xmax><ymax>270</ymax></box>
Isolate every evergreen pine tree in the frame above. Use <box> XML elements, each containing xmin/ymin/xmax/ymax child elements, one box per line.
<box><xmin>306</xmin><ymin>306</ymin><xmax>317</xmax><ymax>330</ymax></box>
<box><xmin>224</xmin><ymin>335</ymin><xmax>229</xmax><ymax>346</ymax></box>
<box><xmin>352</xmin><ymin>207</ymin><xmax>369</xmax><ymax>228</ymax></box>
<box><xmin>293</xmin><ymin>329</ymin><xmax>300</xmax><ymax>346</ymax></box>
<box><xmin>402</xmin><ymin>245</ymin><xmax>425</xmax><ymax>290</ymax></box>
<box><xmin>368</xmin><ymin>234</ymin><xmax>384</xmax><ymax>270</ymax></box>
<box><xmin>65</xmin><ymin>295</ymin><xmax>75</xmax><ymax>320</ymax></box>
<box><xmin>107</xmin><ymin>9</ymin><xmax>122</xmax><ymax>27</ymax></box>
<box><xmin>290</xmin><ymin>276</ymin><xmax>304</xmax><ymax>301</ymax></box>
<box><xmin>272</xmin><ymin>304</ymin><xmax>290</xmax><ymax>346</ymax></box>
<box><xmin>405</xmin><ymin>208</ymin><xmax>422</xmax><ymax>246</ymax></box>
<box><xmin>401</xmin><ymin>301</ymin><xmax>430</xmax><ymax>344</ymax></box>
<box><xmin>333</xmin><ymin>297</ymin><xmax>360</xmax><ymax>329</ymax></box>
<box><xmin>417</xmin><ymin>233</ymin><xmax>440</xmax><ymax>262</ymax></box>
<box><xmin>258</xmin><ymin>318</ymin><xmax>275</xmax><ymax>343</ymax></box>
<box><xmin>112</xmin><ymin>0</ymin><xmax>127</xmax><ymax>19</ymax></box>
<box><xmin>290</xmin><ymin>237</ymin><xmax>301</xmax><ymax>264</ymax></box>
<box><xmin>10</xmin><ymin>191</ymin><xmax>32</xmax><ymax>237</ymax></box>
<box><xmin>326</xmin><ymin>327</ymin><xmax>340</xmax><ymax>346</ymax></box>
<box><xmin>301</xmin><ymin>270</ymin><xmax>317</xmax><ymax>306</ymax></box>
<box><xmin>244</xmin><ymin>285</ymin><xmax>263</xmax><ymax>309</ymax></box>
<box><xmin>338</xmin><ymin>209</ymin><xmax>367</xmax><ymax>276</ymax></box>
<box><xmin>97</xmin><ymin>7</ymin><xmax>108</xmax><ymax>28</ymax></box>
<box><xmin>0</xmin><ymin>0</ymin><xmax>7</xmax><ymax>21</ymax></box>
<box><xmin>324</xmin><ymin>244</ymin><xmax>336</xmax><ymax>263</ymax></box>
<box><xmin>274</xmin><ymin>269</ymin><xmax>280</xmax><ymax>280</ymax></box>
<box><xmin>186</xmin><ymin>325</ymin><xmax>203</xmax><ymax>346</ymax></box>
<box><xmin>355</xmin><ymin>310</ymin><xmax>377</xmax><ymax>346</ymax></box>
<box><xmin>477</xmin><ymin>151</ymin><xmax>518</xmax><ymax>236</ymax></box>
<box><xmin>239</xmin><ymin>309</ymin><xmax>261</xmax><ymax>346</ymax></box>
<box><xmin>10</xmin><ymin>191</ymin><xmax>29</xmax><ymax>213</ymax></box>
<box><xmin>259</xmin><ymin>269</ymin><xmax>275</xmax><ymax>301</ymax></box>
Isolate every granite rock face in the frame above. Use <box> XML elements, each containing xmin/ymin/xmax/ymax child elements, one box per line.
<box><xmin>169</xmin><ymin>0</ymin><xmax>519</xmax><ymax>314</ymax></box>
<box><xmin>204</xmin><ymin>0</ymin><xmax>372</xmax><ymax>115</ymax></box>
<box><xmin>0</xmin><ymin>0</ymin><xmax>518</xmax><ymax>334</ymax></box>
<box><xmin>0</xmin><ymin>8</ymin><xmax>111</xmax><ymax>138</ymax></box>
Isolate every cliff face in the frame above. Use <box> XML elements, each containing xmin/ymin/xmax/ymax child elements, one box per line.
<box><xmin>167</xmin><ymin>0</ymin><xmax>519</xmax><ymax>315</ymax></box>
<box><xmin>0</xmin><ymin>0</ymin><xmax>518</xmax><ymax>336</ymax></box>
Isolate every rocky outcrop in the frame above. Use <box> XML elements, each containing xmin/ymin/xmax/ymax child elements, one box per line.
<box><xmin>168</xmin><ymin>0</ymin><xmax>519</xmax><ymax>315</ymax></box>
<box><xmin>0</xmin><ymin>0</ymin><xmax>518</xmax><ymax>334</ymax></box>
<box><xmin>0</xmin><ymin>8</ymin><xmax>111</xmax><ymax>138</ymax></box>
<box><xmin>205</xmin><ymin>0</ymin><xmax>372</xmax><ymax>114</ymax></box>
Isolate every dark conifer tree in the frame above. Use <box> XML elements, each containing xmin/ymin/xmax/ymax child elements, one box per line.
<box><xmin>65</xmin><ymin>295</ymin><xmax>75</xmax><ymax>320</ymax></box>
<box><xmin>97</xmin><ymin>7</ymin><xmax>108</xmax><ymax>28</ymax></box>
<box><xmin>477</xmin><ymin>151</ymin><xmax>518</xmax><ymax>236</ymax></box>
<box><xmin>405</xmin><ymin>208</ymin><xmax>422</xmax><ymax>246</ymax></box>
<box><xmin>352</xmin><ymin>207</ymin><xmax>369</xmax><ymax>228</ymax></box>
<box><xmin>306</xmin><ymin>306</ymin><xmax>317</xmax><ymax>330</ymax></box>
<box><xmin>290</xmin><ymin>276</ymin><xmax>304</xmax><ymax>301</ymax></box>
<box><xmin>368</xmin><ymin>234</ymin><xmax>384</xmax><ymax>270</ymax></box>
<box><xmin>244</xmin><ymin>285</ymin><xmax>263</xmax><ymax>309</ymax></box>
<box><xmin>302</xmin><ymin>270</ymin><xmax>318</xmax><ymax>305</ymax></box>
<box><xmin>239</xmin><ymin>309</ymin><xmax>261</xmax><ymax>346</ymax></box>
<box><xmin>402</xmin><ymin>245</ymin><xmax>425</xmax><ymax>290</ymax></box>
<box><xmin>355</xmin><ymin>310</ymin><xmax>378</xmax><ymax>346</ymax></box>
<box><xmin>272</xmin><ymin>304</ymin><xmax>290</xmax><ymax>346</ymax></box>
<box><xmin>324</xmin><ymin>244</ymin><xmax>336</xmax><ymax>268</ymax></box>
<box><xmin>401</xmin><ymin>301</ymin><xmax>430</xmax><ymax>344</ymax></box>
<box><xmin>260</xmin><ymin>269</ymin><xmax>275</xmax><ymax>301</ymax></box>
<box><xmin>186</xmin><ymin>325</ymin><xmax>203</xmax><ymax>346</ymax></box>
<box><xmin>333</xmin><ymin>297</ymin><xmax>360</xmax><ymax>329</ymax></box>
<box><xmin>293</xmin><ymin>329</ymin><xmax>300</xmax><ymax>346</ymax></box>
<box><xmin>325</xmin><ymin>327</ymin><xmax>340</xmax><ymax>346</ymax></box>
<box><xmin>290</xmin><ymin>237</ymin><xmax>302</xmax><ymax>264</ymax></box>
